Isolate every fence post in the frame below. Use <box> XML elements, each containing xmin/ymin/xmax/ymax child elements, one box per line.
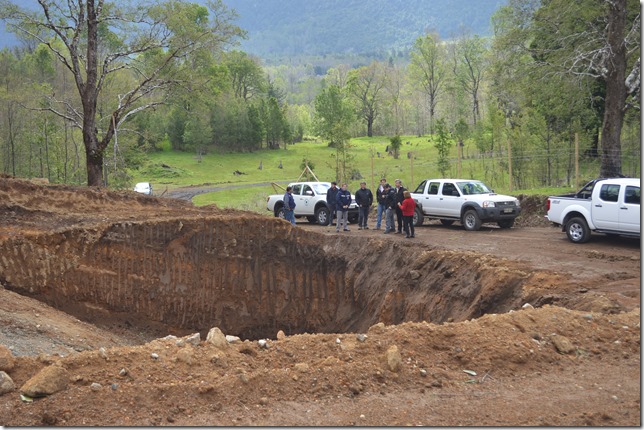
<box><xmin>507</xmin><ymin>139</ymin><xmax>513</xmax><ymax>192</ymax></box>
<box><xmin>575</xmin><ymin>133</ymin><xmax>579</xmax><ymax>188</ymax></box>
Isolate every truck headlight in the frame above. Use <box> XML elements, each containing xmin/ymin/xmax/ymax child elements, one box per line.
<box><xmin>515</xmin><ymin>199</ymin><xmax>521</xmax><ymax>208</ymax></box>
<box><xmin>482</xmin><ymin>201</ymin><xmax>496</xmax><ymax>208</ymax></box>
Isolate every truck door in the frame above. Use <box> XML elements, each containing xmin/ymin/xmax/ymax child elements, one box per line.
<box><xmin>619</xmin><ymin>185</ymin><xmax>640</xmax><ymax>233</ymax></box>
<box><xmin>298</xmin><ymin>184</ymin><xmax>315</xmax><ymax>215</ymax></box>
<box><xmin>593</xmin><ymin>183</ymin><xmax>621</xmax><ymax>230</ymax></box>
<box><xmin>437</xmin><ymin>182</ymin><xmax>464</xmax><ymax>217</ymax></box>
<box><xmin>418</xmin><ymin>181</ymin><xmax>441</xmax><ymax>215</ymax></box>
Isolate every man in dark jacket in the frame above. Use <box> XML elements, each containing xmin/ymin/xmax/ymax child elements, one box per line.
<box><xmin>283</xmin><ymin>186</ymin><xmax>297</xmax><ymax>226</ymax></box>
<box><xmin>326</xmin><ymin>181</ymin><xmax>339</xmax><ymax>227</ymax></box>
<box><xmin>383</xmin><ymin>183</ymin><xmax>397</xmax><ymax>234</ymax></box>
<box><xmin>394</xmin><ymin>179</ymin><xmax>407</xmax><ymax>234</ymax></box>
<box><xmin>335</xmin><ymin>183</ymin><xmax>352</xmax><ymax>232</ymax></box>
<box><xmin>354</xmin><ymin>181</ymin><xmax>373</xmax><ymax>230</ymax></box>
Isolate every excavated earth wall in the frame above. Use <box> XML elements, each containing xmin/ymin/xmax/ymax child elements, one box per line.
<box><xmin>0</xmin><ymin>206</ymin><xmax>537</xmax><ymax>339</ymax></box>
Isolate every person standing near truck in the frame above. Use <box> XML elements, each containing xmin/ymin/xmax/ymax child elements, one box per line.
<box><xmin>283</xmin><ymin>186</ymin><xmax>297</xmax><ymax>226</ymax></box>
<box><xmin>398</xmin><ymin>190</ymin><xmax>416</xmax><ymax>238</ymax></box>
<box><xmin>336</xmin><ymin>183</ymin><xmax>352</xmax><ymax>232</ymax></box>
<box><xmin>394</xmin><ymin>179</ymin><xmax>407</xmax><ymax>234</ymax></box>
<box><xmin>354</xmin><ymin>181</ymin><xmax>373</xmax><ymax>230</ymax></box>
<box><xmin>326</xmin><ymin>181</ymin><xmax>339</xmax><ymax>227</ymax></box>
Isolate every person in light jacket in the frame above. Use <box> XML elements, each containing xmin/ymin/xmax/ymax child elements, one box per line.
<box><xmin>335</xmin><ymin>183</ymin><xmax>352</xmax><ymax>232</ymax></box>
<box><xmin>354</xmin><ymin>181</ymin><xmax>373</xmax><ymax>230</ymax></box>
<box><xmin>375</xmin><ymin>178</ymin><xmax>387</xmax><ymax>230</ymax></box>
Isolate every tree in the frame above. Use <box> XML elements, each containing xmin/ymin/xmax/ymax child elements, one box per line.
<box><xmin>223</xmin><ymin>50</ymin><xmax>266</xmax><ymax>101</ymax></box>
<box><xmin>409</xmin><ymin>33</ymin><xmax>447</xmax><ymax>134</ymax></box>
<box><xmin>346</xmin><ymin>62</ymin><xmax>388</xmax><ymax>137</ymax></box>
<box><xmin>434</xmin><ymin>119</ymin><xmax>452</xmax><ymax>177</ymax></box>
<box><xmin>0</xmin><ymin>0</ymin><xmax>242</xmax><ymax>186</ymax></box>
<box><xmin>495</xmin><ymin>0</ymin><xmax>640</xmax><ymax>177</ymax></box>
<box><xmin>313</xmin><ymin>85</ymin><xmax>354</xmax><ymax>181</ymax></box>
<box><xmin>451</xmin><ymin>33</ymin><xmax>489</xmax><ymax>125</ymax></box>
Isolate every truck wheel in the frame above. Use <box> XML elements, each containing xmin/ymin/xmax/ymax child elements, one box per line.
<box><xmin>413</xmin><ymin>207</ymin><xmax>424</xmax><ymax>226</ymax></box>
<box><xmin>565</xmin><ymin>216</ymin><xmax>591</xmax><ymax>243</ymax></box>
<box><xmin>497</xmin><ymin>219</ymin><xmax>515</xmax><ymax>229</ymax></box>
<box><xmin>306</xmin><ymin>216</ymin><xmax>317</xmax><ymax>223</ymax></box>
<box><xmin>315</xmin><ymin>206</ymin><xmax>330</xmax><ymax>226</ymax></box>
<box><xmin>275</xmin><ymin>205</ymin><xmax>285</xmax><ymax>219</ymax></box>
<box><xmin>440</xmin><ymin>219</ymin><xmax>455</xmax><ymax>226</ymax></box>
<box><xmin>462</xmin><ymin>209</ymin><xmax>482</xmax><ymax>231</ymax></box>
<box><xmin>348</xmin><ymin>214</ymin><xmax>359</xmax><ymax>224</ymax></box>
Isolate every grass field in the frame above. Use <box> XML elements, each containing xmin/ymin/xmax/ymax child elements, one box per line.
<box><xmin>131</xmin><ymin>135</ymin><xmax>587</xmax><ymax>212</ymax></box>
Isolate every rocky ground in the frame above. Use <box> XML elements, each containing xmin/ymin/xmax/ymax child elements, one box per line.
<box><xmin>0</xmin><ymin>177</ymin><xmax>640</xmax><ymax>426</ymax></box>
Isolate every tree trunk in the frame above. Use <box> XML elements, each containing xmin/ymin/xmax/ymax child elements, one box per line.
<box><xmin>367</xmin><ymin>116</ymin><xmax>373</xmax><ymax>137</ymax></box>
<box><xmin>599</xmin><ymin>0</ymin><xmax>627</xmax><ymax>178</ymax></box>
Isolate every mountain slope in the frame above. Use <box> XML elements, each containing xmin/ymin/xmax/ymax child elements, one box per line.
<box><xmin>224</xmin><ymin>0</ymin><xmax>506</xmax><ymax>57</ymax></box>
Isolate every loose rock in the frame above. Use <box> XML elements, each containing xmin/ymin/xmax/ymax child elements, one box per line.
<box><xmin>151</xmin><ymin>353</ymin><xmax>159</xmax><ymax>360</ymax></box>
<box><xmin>368</xmin><ymin>322</ymin><xmax>385</xmax><ymax>333</ymax></box>
<box><xmin>410</xmin><ymin>270</ymin><xmax>421</xmax><ymax>280</ymax></box>
<box><xmin>294</xmin><ymin>363</ymin><xmax>310</xmax><ymax>373</ymax></box>
<box><xmin>550</xmin><ymin>335</ymin><xmax>575</xmax><ymax>354</ymax></box>
<box><xmin>206</xmin><ymin>328</ymin><xmax>228</xmax><ymax>349</ymax></box>
<box><xmin>276</xmin><ymin>330</ymin><xmax>286</xmax><ymax>340</ymax></box>
<box><xmin>356</xmin><ymin>334</ymin><xmax>368</xmax><ymax>343</ymax></box>
<box><xmin>225</xmin><ymin>335</ymin><xmax>241</xmax><ymax>344</ymax></box>
<box><xmin>0</xmin><ymin>345</ymin><xmax>16</xmax><ymax>371</ymax></box>
<box><xmin>98</xmin><ymin>347</ymin><xmax>108</xmax><ymax>360</ymax></box>
<box><xmin>0</xmin><ymin>371</ymin><xmax>15</xmax><ymax>395</ymax></box>
<box><xmin>385</xmin><ymin>345</ymin><xmax>402</xmax><ymax>372</ymax></box>
<box><xmin>258</xmin><ymin>339</ymin><xmax>268</xmax><ymax>349</ymax></box>
<box><xmin>186</xmin><ymin>333</ymin><xmax>201</xmax><ymax>347</ymax></box>
<box><xmin>20</xmin><ymin>365</ymin><xmax>70</xmax><ymax>397</ymax></box>
<box><xmin>119</xmin><ymin>368</ymin><xmax>129</xmax><ymax>377</ymax></box>
<box><xmin>90</xmin><ymin>383</ymin><xmax>102</xmax><ymax>391</ymax></box>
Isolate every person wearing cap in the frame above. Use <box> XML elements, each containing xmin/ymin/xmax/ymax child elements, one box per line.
<box><xmin>335</xmin><ymin>183</ymin><xmax>352</xmax><ymax>232</ymax></box>
<box><xmin>326</xmin><ymin>181</ymin><xmax>339</xmax><ymax>227</ymax></box>
<box><xmin>375</xmin><ymin>178</ymin><xmax>387</xmax><ymax>230</ymax></box>
<box><xmin>283</xmin><ymin>186</ymin><xmax>297</xmax><ymax>226</ymax></box>
<box><xmin>383</xmin><ymin>183</ymin><xmax>397</xmax><ymax>234</ymax></box>
<box><xmin>354</xmin><ymin>181</ymin><xmax>373</xmax><ymax>230</ymax></box>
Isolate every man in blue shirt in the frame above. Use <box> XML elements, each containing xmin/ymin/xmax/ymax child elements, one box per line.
<box><xmin>283</xmin><ymin>186</ymin><xmax>297</xmax><ymax>226</ymax></box>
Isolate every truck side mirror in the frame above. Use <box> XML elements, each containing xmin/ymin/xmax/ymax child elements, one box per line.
<box><xmin>305</xmin><ymin>190</ymin><xmax>313</xmax><ymax>196</ymax></box>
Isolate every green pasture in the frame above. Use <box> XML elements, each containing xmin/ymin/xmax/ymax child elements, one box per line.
<box><xmin>131</xmin><ymin>135</ymin><xmax>582</xmax><ymax>212</ymax></box>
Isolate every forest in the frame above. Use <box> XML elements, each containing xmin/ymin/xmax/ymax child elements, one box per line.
<box><xmin>0</xmin><ymin>0</ymin><xmax>640</xmax><ymax>190</ymax></box>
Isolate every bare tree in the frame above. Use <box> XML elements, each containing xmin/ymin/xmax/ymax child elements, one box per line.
<box><xmin>346</xmin><ymin>61</ymin><xmax>388</xmax><ymax>137</ymax></box>
<box><xmin>409</xmin><ymin>33</ymin><xmax>447</xmax><ymax>135</ymax></box>
<box><xmin>1</xmin><ymin>0</ymin><xmax>242</xmax><ymax>186</ymax></box>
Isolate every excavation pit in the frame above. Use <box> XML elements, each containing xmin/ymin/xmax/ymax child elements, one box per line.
<box><xmin>2</xmin><ymin>215</ymin><xmax>540</xmax><ymax>341</ymax></box>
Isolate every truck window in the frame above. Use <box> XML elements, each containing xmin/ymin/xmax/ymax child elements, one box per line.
<box><xmin>292</xmin><ymin>184</ymin><xmax>302</xmax><ymax>195</ymax></box>
<box><xmin>302</xmin><ymin>185</ymin><xmax>313</xmax><ymax>196</ymax></box>
<box><xmin>599</xmin><ymin>184</ymin><xmax>620</xmax><ymax>202</ymax></box>
<box><xmin>428</xmin><ymin>182</ymin><xmax>440</xmax><ymax>195</ymax></box>
<box><xmin>624</xmin><ymin>186</ymin><xmax>640</xmax><ymax>205</ymax></box>
<box><xmin>413</xmin><ymin>180</ymin><xmax>426</xmax><ymax>194</ymax></box>
<box><xmin>442</xmin><ymin>183</ymin><xmax>458</xmax><ymax>196</ymax></box>
<box><xmin>599</xmin><ymin>184</ymin><xmax>619</xmax><ymax>202</ymax></box>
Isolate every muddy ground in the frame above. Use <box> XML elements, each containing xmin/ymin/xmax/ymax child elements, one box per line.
<box><xmin>0</xmin><ymin>177</ymin><xmax>640</xmax><ymax>426</ymax></box>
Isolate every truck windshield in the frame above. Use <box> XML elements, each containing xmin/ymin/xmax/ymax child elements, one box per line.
<box><xmin>313</xmin><ymin>183</ymin><xmax>331</xmax><ymax>194</ymax></box>
<box><xmin>456</xmin><ymin>181</ymin><xmax>491</xmax><ymax>195</ymax></box>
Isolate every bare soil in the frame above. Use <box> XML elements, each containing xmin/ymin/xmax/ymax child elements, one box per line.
<box><xmin>0</xmin><ymin>177</ymin><xmax>640</xmax><ymax>426</ymax></box>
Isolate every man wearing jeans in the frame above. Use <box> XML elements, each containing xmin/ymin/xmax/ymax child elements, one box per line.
<box><xmin>375</xmin><ymin>178</ymin><xmax>387</xmax><ymax>230</ymax></box>
<box><xmin>283</xmin><ymin>186</ymin><xmax>297</xmax><ymax>226</ymax></box>
<box><xmin>383</xmin><ymin>183</ymin><xmax>396</xmax><ymax>234</ymax></box>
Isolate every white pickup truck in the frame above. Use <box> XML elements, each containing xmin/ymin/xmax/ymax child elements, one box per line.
<box><xmin>266</xmin><ymin>181</ymin><xmax>359</xmax><ymax>225</ymax></box>
<box><xmin>546</xmin><ymin>177</ymin><xmax>640</xmax><ymax>243</ymax></box>
<box><xmin>411</xmin><ymin>178</ymin><xmax>521</xmax><ymax>230</ymax></box>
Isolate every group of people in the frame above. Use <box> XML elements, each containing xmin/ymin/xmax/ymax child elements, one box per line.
<box><xmin>321</xmin><ymin>178</ymin><xmax>416</xmax><ymax>238</ymax></box>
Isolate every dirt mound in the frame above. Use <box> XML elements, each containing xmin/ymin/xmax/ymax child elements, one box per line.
<box><xmin>0</xmin><ymin>176</ymin><xmax>640</xmax><ymax>426</ymax></box>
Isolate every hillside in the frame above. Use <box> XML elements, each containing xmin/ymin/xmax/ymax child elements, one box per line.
<box><xmin>224</xmin><ymin>0</ymin><xmax>505</xmax><ymax>59</ymax></box>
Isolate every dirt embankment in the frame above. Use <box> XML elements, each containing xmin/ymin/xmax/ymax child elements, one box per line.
<box><xmin>0</xmin><ymin>176</ymin><xmax>640</xmax><ymax>426</ymax></box>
